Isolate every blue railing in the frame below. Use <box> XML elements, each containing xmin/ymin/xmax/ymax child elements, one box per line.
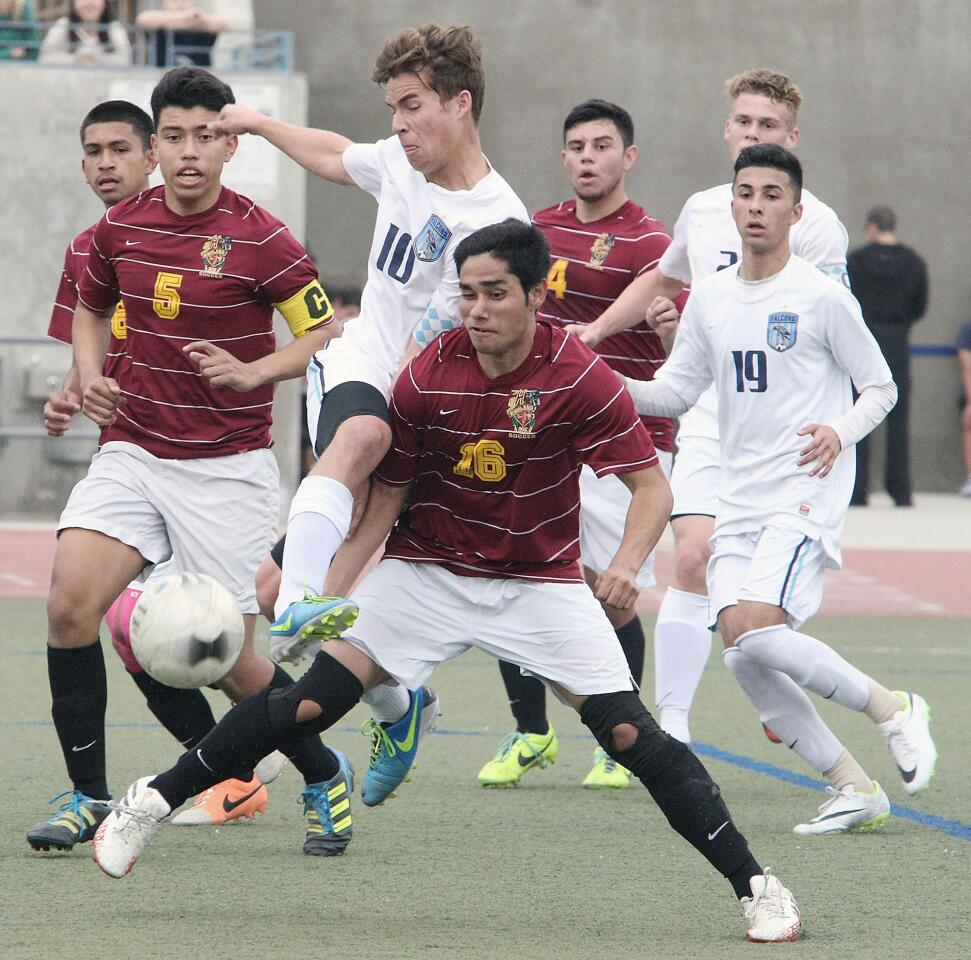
<box><xmin>0</xmin><ymin>22</ymin><xmax>293</xmax><ymax>72</ymax></box>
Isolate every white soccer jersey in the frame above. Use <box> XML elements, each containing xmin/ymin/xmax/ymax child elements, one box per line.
<box><xmin>659</xmin><ymin>183</ymin><xmax>849</xmax><ymax>440</ymax></box>
<box><xmin>337</xmin><ymin>137</ymin><xmax>529</xmax><ymax>378</ymax></box>
<box><xmin>647</xmin><ymin>255</ymin><xmax>891</xmax><ymax>565</ymax></box>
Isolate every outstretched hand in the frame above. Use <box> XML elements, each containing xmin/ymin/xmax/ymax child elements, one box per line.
<box><xmin>206</xmin><ymin>103</ymin><xmax>263</xmax><ymax>137</ymax></box>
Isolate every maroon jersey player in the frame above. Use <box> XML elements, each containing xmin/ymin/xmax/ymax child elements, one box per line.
<box><xmin>43</xmin><ymin>101</ymin><xmax>158</xmax><ymax>440</ymax></box>
<box><xmin>479</xmin><ymin>100</ymin><xmax>687</xmax><ymax>790</ymax></box>
<box><xmin>28</xmin><ymin>68</ymin><xmax>349</xmax><ymax>859</ymax></box>
<box><xmin>92</xmin><ymin>221</ymin><xmax>803</xmax><ymax>948</ymax></box>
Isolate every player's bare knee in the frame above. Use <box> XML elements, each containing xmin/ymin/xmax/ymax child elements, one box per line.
<box><xmin>47</xmin><ymin>586</ymin><xmax>102</xmax><ymax>646</ymax></box>
<box><xmin>295</xmin><ymin>698</ymin><xmax>323</xmax><ymax>723</ymax></box>
<box><xmin>673</xmin><ymin>543</ymin><xmax>710</xmax><ymax>595</ymax></box>
<box><xmin>610</xmin><ymin>721</ymin><xmax>639</xmax><ymax>752</ymax></box>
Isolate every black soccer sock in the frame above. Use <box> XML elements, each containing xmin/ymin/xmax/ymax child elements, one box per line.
<box><xmin>581</xmin><ymin>692</ymin><xmax>761</xmax><ymax>898</ymax></box>
<box><xmin>614</xmin><ymin>616</ymin><xmax>646</xmax><ymax>688</ymax></box>
<box><xmin>48</xmin><ymin>642</ymin><xmax>109</xmax><ymax>799</ymax></box>
<box><xmin>267</xmin><ymin>663</ymin><xmax>339</xmax><ymax>783</ymax></box>
<box><xmin>130</xmin><ymin>669</ymin><xmax>216</xmax><ymax>751</ymax></box>
<box><xmin>497</xmin><ymin>659</ymin><xmax>549</xmax><ymax>735</ymax></box>
<box><xmin>150</xmin><ymin>651</ymin><xmax>362</xmax><ymax>808</ymax></box>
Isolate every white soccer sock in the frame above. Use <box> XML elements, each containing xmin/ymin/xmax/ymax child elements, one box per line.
<box><xmin>654</xmin><ymin>587</ymin><xmax>711</xmax><ymax>743</ymax></box>
<box><xmin>736</xmin><ymin>624</ymin><xmax>870</xmax><ymax>712</ymax></box>
<box><xmin>361</xmin><ymin>682</ymin><xmax>410</xmax><ymax>725</ymax></box>
<box><xmin>723</xmin><ymin>646</ymin><xmax>844</xmax><ymax>774</ymax></box>
<box><xmin>275</xmin><ymin>476</ymin><xmax>354</xmax><ymax>619</ymax></box>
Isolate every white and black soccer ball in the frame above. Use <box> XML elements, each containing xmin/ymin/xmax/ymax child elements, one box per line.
<box><xmin>129</xmin><ymin>573</ymin><xmax>244</xmax><ymax>689</ymax></box>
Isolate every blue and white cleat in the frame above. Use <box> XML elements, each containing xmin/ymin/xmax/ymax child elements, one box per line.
<box><xmin>269</xmin><ymin>591</ymin><xmax>359</xmax><ymax>664</ymax></box>
<box><xmin>361</xmin><ymin>687</ymin><xmax>440</xmax><ymax>806</ymax></box>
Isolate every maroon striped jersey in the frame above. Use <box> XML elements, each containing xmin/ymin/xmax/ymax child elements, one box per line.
<box><xmin>76</xmin><ymin>185</ymin><xmax>326</xmax><ymax>459</ymax></box>
<box><xmin>376</xmin><ymin>320</ymin><xmax>659</xmax><ymax>582</ymax></box>
<box><xmin>49</xmin><ymin>224</ymin><xmax>127</xmax><ymax>381</ymax></box>
<box><xmin>532</xmin><ymin>199</ymin><xmax>687</xmax><ymax>452</ymax></box>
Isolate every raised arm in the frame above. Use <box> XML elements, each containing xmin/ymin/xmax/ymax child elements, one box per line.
<box><xmin>577</xmin><ymin>268</ymin><xmax>684</xmax><ymax>347</ymax></box>
<box><xmin>208</xmin><ymin>105</ymin><xmax>355</xmax><ymax>185</ymax></box>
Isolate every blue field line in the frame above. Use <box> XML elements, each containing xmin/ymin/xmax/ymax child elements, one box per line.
<box><xmin>691</xmin><ymin>741</ymin><xmax>971</xmax><ymax>841</ymax></box>
<box><xmin>7</xmin><ymin>717</ymin><xmax>968</xmax><ymax>841</ymax></box>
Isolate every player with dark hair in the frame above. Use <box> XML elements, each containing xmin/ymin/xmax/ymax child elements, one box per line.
<box><xmin>625</xmin><ymin>144</ymin><xmax>937</xmax><ymax>833</ymax></box>
<box><xmin>478</xmin><ymin>100</ymin><xmax>686</xmax><ymax>789</ymax></box>
<box><xmin>94</xmin><ymin>219</ymin><xmax>801</xmax><ymax>945</ymax></box>
<box><xmin>28</xmin><ymin>67</ymin><xmax>355</xmax><ymax>859</ymax></box>
<box><xmin>209</xmin><ymin>24</ymin><xmax>527</xmax><ymax>805</ymax></box>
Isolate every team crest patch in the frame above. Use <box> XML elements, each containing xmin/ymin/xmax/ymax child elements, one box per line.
<box><xmin>588</xmin><ymin>233</ymin><xmax>616</xmax><ymax>270</ymax></box>
<box><xmin>767</xmin><ymin>311</ymin><xmax>798</xmax><ymax>352</ymax></box>
<box><xmin>507</xmin><ymin>389</ymin><xmax>541</xmax><ymax>437</ymax></box>
<box><xmin>414</xmin><ymin>215</ymin><xmax>452</xmax><ymax>262</ymax></box>
<box><xmin>200</xmin><ymin>234</ymin><xmax>233</xmax><ymax>278</ymax></box>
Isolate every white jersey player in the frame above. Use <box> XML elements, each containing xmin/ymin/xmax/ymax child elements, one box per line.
<box><xmin>626</xmin><ymin>143</ymin><xmax>938</xmax><ymax>835</ymax></box>
<box><xmin>573</xmin><ymin>69</ymin><xmax>848</xmax><ymax>745</ymax></box>
<box><xmin>210</xmin><ymin>26</ymin><xmax>528</xmax><ymax>804</ymax></box>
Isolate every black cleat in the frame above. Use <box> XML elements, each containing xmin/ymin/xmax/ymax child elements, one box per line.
<box><xmin>27</xmin><ymin>790</ymin><xmax>111</xmax><ymax>851</ymax></box>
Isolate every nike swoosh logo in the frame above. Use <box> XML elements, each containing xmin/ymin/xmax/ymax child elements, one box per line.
<box><xmin>393</xmin><ymin>697</ymin><xmax>422</xmax><ymax>753</ymax></box>
<box><xmin>439</xmin><ymin>408</ymin><xmax>459</xmax><ymax>415</ymax></box>
<box><xmin>72</xmin><ymin>740</ymin><xmax>97</xmax><ymax>752</ymax></box>
<box><xmin>125</xmin><ymin>240</ymin><xmax>141</xmax><ymax>246</ymax></box>
<box><xmin>708</xmin><ymin>820</ymin><xmax>729</xmax><ymax>840</ymax></box>
<box><xmin>222</xmin><ymin>784</ymin><xmax>263</xmax><ymax>813</ymax></box>
<box><xmin>899</xmin><ymin>765</ymin><xmax>917</xmax><ymax>783</ymax></box>
<box><xmin>815</xmin><ymin>807</ymin><xmax>866</xmax><ymax>822</ymax></box>
<box><xmin>270</xmin><ymin>615</ymin><xmax>293</xmax><ymax>633</ymax></box>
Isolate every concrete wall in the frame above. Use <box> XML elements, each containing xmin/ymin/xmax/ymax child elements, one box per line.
<box><xmin>0</xmin><ymin>65</ymin><xmax>308</xmax><ymax>519</ymax></box>
<box><xmin>268</xmin><ymin>0</ymin><xmax>970</xmax><ymax>493</ymax></box>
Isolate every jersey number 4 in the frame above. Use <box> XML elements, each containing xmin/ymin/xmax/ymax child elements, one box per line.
<box><xmin>454</xmin><ymin>439</ymin><xmax>507</xmax><ymax>482</ymax></box>
<box><xmin>731</xmin><ymin>350</ymin><xmax>767</xmax><ymax>392</ymax></box>
<box><xmin>547</xmin><ymin>259</ymin><xmax>568</xmax><ymax>299</ymax></box>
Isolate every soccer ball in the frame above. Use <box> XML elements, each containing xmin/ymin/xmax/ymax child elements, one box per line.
<box><xmin>129</xmin><ymin>572</ymin><xmax>245</xmax><ymax>689</ymax></box>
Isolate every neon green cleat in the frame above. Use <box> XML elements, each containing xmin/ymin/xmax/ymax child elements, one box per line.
<box><xmin>581</xmin><ymin>747</ymin><xmax>632</xmax><ymax>790</ymax></box>
<box><xmin>477</xmin><ymin>726</ymin><xmax>559</xmax><ymax>788</ymax></box>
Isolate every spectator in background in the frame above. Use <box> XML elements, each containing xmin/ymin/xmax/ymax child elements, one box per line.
<box><xmin>40</xmin><ymin>0</ymin><xmax>131</xmax><ymax>66</ymax></box>
<box><xmin>300</xmin><ymin>282</ymin><xmax>361</xmax><ymax>475</ymax></box>
<box><xmin>136</xmin><ymin>0</ymin><xmax>227</xmax><ymax>67</ymax></box>
<box><xmin>847</xmin><ymin>206</ymin><xmax>928</xmax><ymax>506</ymax></box>
<box><xmin>0</xmin><ymin>0</ymin><xmax>40</xmax><ymax>61</ymax></box>
<box><xmin>957</xmin><ymin>320</ymin><xmax>971</xmax><ymax>497</ymax></box>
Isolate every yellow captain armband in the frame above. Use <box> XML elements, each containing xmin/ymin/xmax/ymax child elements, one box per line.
<box><xmin>274</xmin><ymin>280</ymin><xmax>335</xmax><ymax>337</ymax></box>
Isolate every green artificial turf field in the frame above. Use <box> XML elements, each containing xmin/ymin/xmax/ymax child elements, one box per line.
<box><xmin>2</xmin><ymin>600</ymin><xmax>967</xmax><ymax>959</ymax></box>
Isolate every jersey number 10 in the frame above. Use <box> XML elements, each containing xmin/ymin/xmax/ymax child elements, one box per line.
<box><xmin>731</xmin><ymin>350</ymin><xmax>767</xmax><ymax>393</ymax></box>
<box><xmin>376</xmin><ymin>224</ymin><xmax>416</xmax><ymax>285</ymax></box>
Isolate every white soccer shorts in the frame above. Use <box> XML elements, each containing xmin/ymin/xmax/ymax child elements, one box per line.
<box><xmin>305</xmin><ymin>337</ymin><xmax>396</xmax><ymax>445</ymax></box>
<box><xmin>578</xmin><ymin>449</ymin><xmax>673</xmax><ymax>588</ymax></box>
<box><xmin>707</xmin><ymin>525</ymin><xmax>827</xmax><ymax>630</ymax></box>
<box><xmin>344</xmin><ymin>559</ymin><xmax>636</xmax><ymax>694</ymax></box>
<box><xmin>58</xmin><ymin>441</ymin><xmax>279</xmax><ymax>614</ymax></box>
<box><xmin>670</xmin><ymin>434</ymin><xmax>721</xmax><ymax>518</ymax></box>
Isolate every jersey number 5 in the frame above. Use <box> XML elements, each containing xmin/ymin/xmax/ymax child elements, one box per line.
<box><xmin>153</xmin><ymin>271</ymin><xmax>183</xmax><ymax>320</ymax></box>
<box><xmin>454</xmin><ymin>439</ymin><xmax>507</xmax><ymax>482</ymax></box>
<box><xmin>731</xmin><ymin>350</ymin><xmax>767</xmax><ymax>393</ymax></box>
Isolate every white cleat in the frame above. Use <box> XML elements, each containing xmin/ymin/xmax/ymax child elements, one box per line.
<box><xmin>254</xmin><ymin>750</ymin><xmax>289</xmax><ymax>786</ymax></box>
<box><xmin>793</xmin><ymin>781</ymin><xmax>890</xmax><ymax>835</ymax></box>
<box><xmin>93</xmin><ymin>776</ymin><xmax>170</xmax><ymax>878</ymax></box>
<box><xmin>741</xmin><ymin>868</ymin><xmax>801</xmax><ymax>943</ymax></box>
<box><xmin>878</xmin><ymin>691</ymin><xmax>938</xmax><ymax>795</ymax></box>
